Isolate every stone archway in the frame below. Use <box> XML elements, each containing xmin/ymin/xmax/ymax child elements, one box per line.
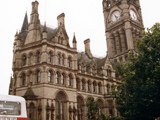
<box><xmin>77</xmin><ymin>95</ymin><xmax>85</xmax><ymax>120</ymax></box>
<box><xmin>55</xmin><ymin>91</ymin><xmax>68</xmax><ymax>120</ymax></box>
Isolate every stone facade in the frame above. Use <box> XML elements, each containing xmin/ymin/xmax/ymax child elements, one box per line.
<box><xmin>9</xmin><ymin>0</ymin><xmax>144</xmax><ymax>120</ymax></box>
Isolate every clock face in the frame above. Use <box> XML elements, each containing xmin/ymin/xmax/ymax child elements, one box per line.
<box><xmin>111</xmin><ymin>10</ymin><xmax>121</xmax><ymax>22</ymax></box>
<box><xmin>130</xmin><ymin>9</ymin><xmax>137</xmax><ymax>20</ymax></box>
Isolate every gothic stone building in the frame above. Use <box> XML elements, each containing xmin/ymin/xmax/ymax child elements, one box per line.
<box><xmin>9</xmin><ymin>0</ymin><xmax>144</xmax><ymax>120</ymax></box>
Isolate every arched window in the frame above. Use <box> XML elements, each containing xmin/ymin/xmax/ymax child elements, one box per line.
<box><xmin>58</xmin><ymin>36</ymin><xmax>61</xmax><ymax>44</ymax></box>
<box><xmin>98</xmin><ymin>83</ymin><xmax>102</xmax><ymax>94</ymax></box>
<box><xmin>28</xmin><ymin>71</ymin><xmax>32</xmax><ymax>84</ymax></box>
<box><xmin>21</xmin><ymin>73</ymin><xmax>26</xmax><ymax>86</ymax></box>
<box><xmin>97</xmin><ymin>99</ymin><xmax>104</xmax><ymax>113</ymax></box>
<box><xmin>55</xmin><ymin>92</ymin><xmax>67</xmax><ymax>120</ymax></box>
<box><xmin>61</xmin><ymin>73</ymin><xmax>65</xmax><ymax>85</ymax></box>
<box><xmin>22</xmin><ymin>54</ymin><xmax>27</xmax><ymax>66</ymax></box>
<box><xmin>93</xmin><ymin>82</ymin><xmax>96</xmax><ymax>93</ymax></box>
<box><xmin>67</xmin><ymin>56</ymin><xmax>72</xmax><ymax>68</ymax></box>
<box><xmin>107</xmin><ymin>66</ymin><xmax>112</xmax><ymax>77</ymax></box>
<box><xmin>87</xmin><ymin>81</ymin><xmax>91</xmax><ymax>92</ymax></box>
<box><xmin>107</xmin><ymin>84</ymin><xmax>110</xmax><ymax>94</ymax></box>
<box><xmin>48</xmin><ymin>70</ymin><xmax>53</xmax><ymax>83</ymax></box>
<box><xmin>29</xmin><ymin>102</ymin><xmax>35</xmax><ymax>120</ymax></box>
<box><xmin>48</xmin><ymin>51</ymin><xmax>53</xmax><ymax>63</ymax></box>
<box><xmin>82</xmin><ymin>79</ymin><xmax>85</xmax><ymax>91</ymax></box>
<box><xmin>77</xmin><ymin>96</ymin><xmax>85</xmax><ymax>120</ymax></box>
<box><xmin>56</xmin><ymin>72</ymin><xmax>61</xmax><ymax>84</ymax></box>
<box><xmin>36</xmin><ymin>70</ymin><xmax>41</xmax><ymax>83</ymax></box>
<box><xmin>62</xmin><ymin>54</ymin><xmax>65</xmax><ymax>66</ymax></box>
<box><xmin>68</xmin><ymin>74</ymin><xmax>73</xmax><ymax>87</ymax></box>
<box><xmin>28</xmin><ymin>53</ymin><xmax>33</xmax><ymax>65</ymax></box>
<box><xmin>76</xmin><ymin>78</ymin><xmax>80</xmax><ymax>91</ymax></box>
<box><xmin>107</xmin><ymin>100</ymin><xmax>114</xmax><ymax>116</ymax></box>
<box><xmin>57</xmin><ymin>53</ymin><xmax>61</xmax><ymax>65</ymax></box>
<box><xmin>36</xmin><ymin>51</ymin><xmax>41</xmax><ymax>63</ymax></box>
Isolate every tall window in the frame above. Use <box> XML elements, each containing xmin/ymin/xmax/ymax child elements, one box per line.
<box><xmin>62</xmin><ymin>54</ymin><xmax>65</xmax><ymax>66</ymax></box>
<box><xmin>36</xmin><ymin>51</ymin><xmax>41</xmax><ymax>63</ymax></box>
<box><xmin>77</xmin><ymin>96</ymin><xmax>84</xmax><ymax>120</ymax></box>
<box><xmin>68</xmin><ymin>74</ymin><xmax>73</xmax><ymax>87</ymax></box>
<box><xmin>56</xmin><ymin>92</ymin><xmax>67</xmax><ymax>120</ymax></box>
<box><xmin>107</xmin><ymin>84</ymin><xmax>110</xmax><ymax>94</ymax></box>
<box><xmin>48</xmin><ymin>51</ymin><xmax>53</xmax><ymax>63</ymax></box>
<box><xmin>82</xmin><ymin>79</ymin><xmax>85</xmax><ymax>91</ymax></box>
<box><xmin>67</xmin><ymin>56</ymin><xmax>72</xmax><ymax>68</ymax></box>
<box><xmin>108</xmin><ymin>100</ymin><xmax>114</xmax><ymax>116</ymax></box>
<box><xmin>61</xmin><ymin>73</ymin><xmax>65</xmax><ymax>85</ymax></box>
<box><xmin>98</xmin><ymin>83</ymin><xmax>102</xmax><ymax>93</ymax></box>
<box><xmin>87</xmin><ymin>81</ymin><xmax>91</xmax><ymax>92</ymax></box>
<box><xmin>93</xmin><ymin>82</ymin><xmax>96</xmax><ymax>93</ymax></box>
<box><xmin>56</xmin><ymin>72</ymin><xmax>61</xmax><ymax>84</ymax></box>
<box><xmin>48</xmin><ymin>70</ymin><xmax>53</xmax><ymax>83</ymax></box>
<box><xmin>21</xmin><ymin>73</ymin><xmax>26</xmax><ymax>86</ymax></box>
<box><xmin>29</xmin><ymin>102</ymin><xmax>35</xmax><ymax>120</ymax></box>
<box><xmin>28</xmin><ymin>71</ymin><xmax>32</xmax><ymax>84</ymax></box>
<box><xmin>36</xmin><ymin>70</ymin><xmax>41</xmax><ymax>83</ymax></box>
<box><xmin>22</xmin><ymin>54</ymin><xmax>27</xmax><ymax>66</ymax></box>
<box><xmin>57</xmin><ymin>53</ymin><xmax>61</xmax><ymax>65</ymax></box>
<box><xmin>76</xmin><ymin>78</ymin><xmax>80</xmax><ymax>90</ymax></box>
<box><xmin>107</xmin><ymin>67</ymin><xmax>112</xmax><ymax>77</ymax></box>
<box><xmin>28</xmin><ymin>53</ymin><xmax>33</xmax><ymax>65</ymax></box>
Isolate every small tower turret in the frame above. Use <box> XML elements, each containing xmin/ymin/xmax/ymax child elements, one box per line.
<box><xmin>72</xmin><ymin>33</ymin><xmax>77</xmax><ymax>49</ymax></box>
<box><xmin>25</xmin><ymin>0</ymin><xmax>41</xmax><ymax>44</ymax></box>
<box><xmin>42</xmin><ymin>22</ymin><xmax>48</xmax><ymax>40</ymax></box>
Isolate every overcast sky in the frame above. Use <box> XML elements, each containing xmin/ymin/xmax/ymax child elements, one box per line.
<box><xmin>0</xmin><ymin>0</ymin><xmax>160</xmax><ymax>95</ymax></box>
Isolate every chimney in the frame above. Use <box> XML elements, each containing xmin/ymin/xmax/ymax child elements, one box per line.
<box><xmin>32</xmin><ymin>0</ymin><xmax>39</xmax><ymax>14</ymax></box>
<box><xmin>84</xmin><ymin>39</ymin><xmax>92</xmax><ymax>59</ymax></box>
<box><xmin>57</xmin><ymin>13</ymin><xmax>65</xmax><ymax>28</ymax></box>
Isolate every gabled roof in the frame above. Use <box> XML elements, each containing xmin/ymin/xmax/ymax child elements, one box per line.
<box><xmin>23</xmin><ymin>87</ymin><xmax>38</xmax><ymax>100</ymax></box>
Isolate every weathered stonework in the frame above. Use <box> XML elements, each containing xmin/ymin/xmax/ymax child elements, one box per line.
<box><xmin>9</xmin><ymin>0</ymin><xmax>144</xmax><ymax>120</ymax></box>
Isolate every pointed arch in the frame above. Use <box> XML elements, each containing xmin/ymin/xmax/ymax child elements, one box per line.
<box><xmin>48</xmin><ymin>51</ymin><xmax>53</xmax><ymax>63</ymax></box>
<box><xmin>21</xmin><ymin>72</ymin><xmax>26</xmax><ymax>86</ymax></box>
<box><xmin>55</xmin><ymin>90</ymin><xmax>68</xmax><ymax>120</ymax></box>
<box><xmin>28</xmin><ymin>102</ymin><xmax>35</xmax><ymax>120</ymax></box>
<box><xmin>22</xmin><ymin>54</ymin><xmax>27</xmax><ymax>66</ymax></box>
<box><xmin>77</xmin><ymin>95</ymin><xmax>85</xmax><ymax>120</ymax></box>
<box><xmin>35</xmin><ymin>50</ymin><xmax>41</xmax><ymax>63</ymax></box>
<box><xmin>68</xmin><ymin>73</ymin><xmax>73</xmax><ymax>87</ymax></box>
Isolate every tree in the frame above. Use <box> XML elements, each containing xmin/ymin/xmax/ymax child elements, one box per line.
<box><xmin>116</xmin><ymin>23</ymin><xmax>160</xmax><ymax>120</ymax></box>
<box><xmin>86</xmin><ymin>98</ymin><xmax>124</xmax><ymax>120</ymax></box>
<box><xmin>86</xmin><ymin>98</ymin><xmax>99</xmax><ymax>120</ymax></box>
<box><xmin>86</xmin><ymin>98</ymin><xmax>106</xmax><ymax>120</ymax></box>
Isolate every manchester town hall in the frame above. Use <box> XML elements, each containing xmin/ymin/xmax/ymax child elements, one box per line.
<box><xmin>9</xmin><ymin>0</ymin><xmax>144</xmax><ymax>120</ymax></box>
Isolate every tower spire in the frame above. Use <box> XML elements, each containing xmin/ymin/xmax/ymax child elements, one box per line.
<box><xmin>72</xmin><ymin>33</ymin><xmax>77</xmax><ymax>49</ymax></box>
<box><xmin>21</xmin><ymin>12</ymin><xmax>28</xmax><ymax>32</ymax></box>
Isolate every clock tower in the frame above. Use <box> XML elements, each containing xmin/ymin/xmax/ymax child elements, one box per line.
<box><xmin>102</xmin><ymin>0</ymin><xmax>144</xmax><ymax>62</ymax></box>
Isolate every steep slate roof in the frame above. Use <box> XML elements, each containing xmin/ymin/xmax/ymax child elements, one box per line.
<box><xmin>40</xmin><ymin>24</ymin><xmax>58</xmax><ymax>40</ymax></box>
<box><xmin>77</xmin><ymin>52</ymin><xmax>108</xmax><ymax>70</ymax></box>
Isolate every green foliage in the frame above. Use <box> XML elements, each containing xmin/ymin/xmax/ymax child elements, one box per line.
<box><xmin>116</xmin><ymin>23</ymin><xmax>160</xmax><ymax>120</ymax></box>
<box><xmin>106</xmin><ymin>116</ymin><xmax>125</xmax><ymax>120</ymax></box>
<box><xmin>86</xmin><ymin>98</ymin><xmax>99</xmax><ymax>120</ymax></box>
<box><xmin>86</xmin><ymin>98</ymin><xmax>124</xmax><ymax>120</ymax></box>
